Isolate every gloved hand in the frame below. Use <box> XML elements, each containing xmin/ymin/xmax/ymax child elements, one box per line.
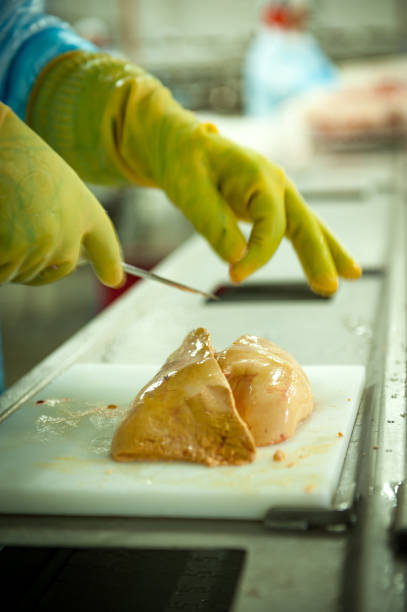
<box><xmin>28</xmin><ymin>52</ymin><xmax>361</xmax><ymax>295</ymax></box>
<box><xmin>0</xmin><ymin>102</ymin><xmax>124</xmax><ymax>287</ymax></box>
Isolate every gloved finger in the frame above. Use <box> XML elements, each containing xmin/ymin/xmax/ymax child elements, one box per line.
<box><xmin>229</xmin><ymin>188</ymin><xmax>286</xmax><ymax>283</ymax></box>
<box><xmin>0</xmin><ymin>255</ymin><xmax>25</xmax><ymax>284</ymax></box>
<box><xmin>12</xmin><ymin>245</ymin><xmax>55</xmax><ymax>283</ymax></box>
<box><xmin>318</xmin><ymin>220</ymin><xmax>362</xmax><ymax>279</ymax></box>
<box><xmin>25</xmin><ymin>259</ymin><xmax>78</xmax><ymax>286</ymax></box>
<box><xmin>82</xmin><ymin>209</ymin><xmax>124</xmax><ymax>288</ymax></box>
<box><xmin>178</xmin><ymin>180</ymin><xmax>247</xmax><ymax>264</ymax></box>
<box><xmin>13</xmin><ymin>260</ymin><xmax>50</xmax><ymax>283</ymax></box>
<box><xmin>285</xmin><ymin>181</ymin><xmax>339</xmax><ymax>296</ymax></box>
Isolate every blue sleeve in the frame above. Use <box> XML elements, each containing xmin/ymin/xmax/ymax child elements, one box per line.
<box><xmin>0</xmin><ymin>0</ymin><xmax>97</xmax><ymax>120</ymax></box>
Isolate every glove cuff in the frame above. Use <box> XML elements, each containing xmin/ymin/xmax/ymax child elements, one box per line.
<box><xmin>27</xmin><ymin>50</ymin><xmax>158</xmax><ymax>186</ymax></box>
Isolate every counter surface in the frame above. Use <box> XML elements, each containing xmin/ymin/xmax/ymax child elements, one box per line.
<box><xmin>1</xmin><ymin>150</ymin><xmax>406</xmax><ymax>611</ymax></box>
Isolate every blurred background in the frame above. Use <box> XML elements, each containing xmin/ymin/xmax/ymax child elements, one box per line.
<box><xmin>3</xmin><ymin>0</ymin><xmax>407</xmax><ymax>386</ymax></box>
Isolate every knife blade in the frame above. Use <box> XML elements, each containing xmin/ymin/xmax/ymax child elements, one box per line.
<box><xmin>121</xmin><ymin>261</ymin><xmax>218</xmax><ymax>300</ymax></box>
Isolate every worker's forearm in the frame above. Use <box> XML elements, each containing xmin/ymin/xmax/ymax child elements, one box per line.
<box><xmin>27</xmin><ymin>50</ymin><xmax>199</xmax><ymax>188</ymax></box>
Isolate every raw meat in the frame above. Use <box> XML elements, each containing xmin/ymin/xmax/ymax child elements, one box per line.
<box><xmin>111</xmin><ymin>328</ymin><xmax>256</xmax><ymax>466</ymax></box>
<box><xmin>216</xmin><ymin>335</ymin><xmax>313</xmax><ymax>446</ymax></box>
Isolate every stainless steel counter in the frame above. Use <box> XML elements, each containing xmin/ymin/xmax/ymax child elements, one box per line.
<box><xmin>1</xmin><ymin>150</ymin><xmax>406</xmax><ymax>611</ymax></box>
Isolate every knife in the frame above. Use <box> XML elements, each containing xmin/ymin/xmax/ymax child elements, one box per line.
<box><xmin>78</xmin><ymin>247</ymin><xmax>218</xmax><ymax>300</ymax></box>
<box><xmin>121</xmin><ymin>261</ymin><xmax>218</xmax><ymax>300</ymax></box>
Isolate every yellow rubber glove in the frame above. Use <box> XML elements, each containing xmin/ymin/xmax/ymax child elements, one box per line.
<box><xmin>0</xmin><ymin>102</ymin><xmax>123</xmax><ymax>287</ymax></box>
<box><xmin>28</xmin><ymin>51</ymin><xmax>361</xmax><ymax>295</ymax></box>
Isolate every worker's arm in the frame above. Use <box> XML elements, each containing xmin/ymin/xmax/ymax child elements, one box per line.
<box><xmin>27</xmin><ymin>51</ymin><xmax>361</xmax><ymax>294</ymax></box>
<box><xmin>0</xmin><ymin>102</ymin><xmax>123</xmax><ymax>287</ymax></box>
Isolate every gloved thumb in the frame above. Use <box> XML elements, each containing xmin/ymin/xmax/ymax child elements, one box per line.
<box><xmin>82</xmin><ymin>207</ymin><xmax>125</xmax><ymax>288</ymax></box>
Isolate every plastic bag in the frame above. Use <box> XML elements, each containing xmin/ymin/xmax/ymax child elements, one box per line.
<box><xmin>243</xmin><ymin>4</ymin><xmax>337</xmax><ymax>115</ymax></box>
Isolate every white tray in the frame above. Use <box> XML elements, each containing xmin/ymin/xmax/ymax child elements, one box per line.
<box><xmin>0</xmin><ymin>364</ymin><xmax>365</xmax><ymax>520</ymax></box>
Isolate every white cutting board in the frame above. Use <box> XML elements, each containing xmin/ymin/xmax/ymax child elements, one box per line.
<box><xmin>0</xmin><ymin>364</ymin><xmax>365</xmax><ymax>520</ymax></box>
